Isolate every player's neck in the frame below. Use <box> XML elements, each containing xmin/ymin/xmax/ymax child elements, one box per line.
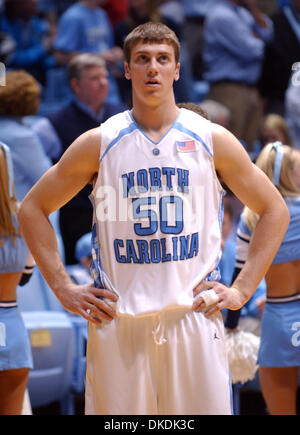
<box><xmin>131</xmin><ymin>97</ymin><xmax>179</xmax><ymax>140</ymax></box>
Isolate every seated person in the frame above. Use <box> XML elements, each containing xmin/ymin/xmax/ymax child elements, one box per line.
<box><xmin>66</xmin><ymin>232</ymin><xmax>93</xmax><ymax>286</ymax></box>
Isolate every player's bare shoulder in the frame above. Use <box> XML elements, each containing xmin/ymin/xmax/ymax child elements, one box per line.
<box><xmin>211</xmin><ymin>122</ymin><xmax>237</xmax><ymax>154</ymax></box>
<box><xmin>74</xmin><ymin>125</ymin><xmax>102</xmax><ymax>155</ymax></box>
<box><xmin>211</xmin><ymin>122</ymin><xmax>250</xmax><ymax>173</ymax></box>
<box><xmin>60</xmin><ymin>125</ymin><xmax>102</xmax><ymax>173</ymax></box>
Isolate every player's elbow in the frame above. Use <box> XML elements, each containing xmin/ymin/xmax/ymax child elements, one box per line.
<box><xmin>18</xmin><ymin>193</ymin><xmax>42</xmax><ymax>232</ymax></box>
<box><xmin>18</xmin><ymin>195</ymin><xmax>33</xmax><ymax>231</ymax></box>
<box><xmin>280</xmin><ymin>199</ymin><xmax>290</xmax><ymax>231</ymax></box>
<box><xmin>273</xmin><ymin>196</ymin><xmax>290</xmax><ymax>234</ymax></box>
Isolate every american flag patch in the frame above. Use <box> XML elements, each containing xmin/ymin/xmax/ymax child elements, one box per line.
<box><xmin>176</xmin><ymin>140</ymin><xmax>197</xmax><ymax>153</ymax></box>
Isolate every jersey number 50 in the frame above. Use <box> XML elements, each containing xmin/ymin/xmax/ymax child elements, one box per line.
<box><xmin>132</xmin><ymin>195</ymin><xmax>183</xmax><ymax>236</ymax></box>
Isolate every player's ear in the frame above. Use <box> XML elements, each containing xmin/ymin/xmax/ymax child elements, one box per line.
<box><xmin>70</xmin><ymin>77</ymin><xmax>80</xmax><ymax>93</ymax></box>
<box><xmin>174</xmin><ymin>62</ymin><xmax>180</xmax><ymax>82</ymax></box>
<box><xmin>124</xmin><ymin>62</ymin><xmax>131</xmax><ymax>80</ymax></box>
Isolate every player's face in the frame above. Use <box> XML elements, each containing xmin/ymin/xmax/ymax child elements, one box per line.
<box><xmin>124</xmin><ymin>41</ymin><xmax>180</xmax><ymax>103</ymax></box>
<box><xmin>72</xmin><ymin>66</ymin><xmax>109</xmax><ymax>108</ymax></box>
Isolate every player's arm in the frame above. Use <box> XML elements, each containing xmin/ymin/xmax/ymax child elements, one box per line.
<box><xmin>193</xmin><ymin>124</ymin><xmax>289</xmax><ymax>316</ymax></box>
<box><xmin>18</xmin><ymin>127</ymin><xmax>118</xmax><ymax>325</ymax></box>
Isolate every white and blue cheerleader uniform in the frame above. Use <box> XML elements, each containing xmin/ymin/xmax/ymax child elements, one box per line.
<box><xmin>0</xmin><ymin>218</ymin><xmax>33</xmax><ymax>372</ymax></box>
<box><xmin>0</xmin><ymin>142</ymin><xmax>33</xmax><ymax>372</ymax></box>
<box><xmin>234</xmin><ymin>196</ymin><xmax>300</xmax><ymax>367</ymax></box>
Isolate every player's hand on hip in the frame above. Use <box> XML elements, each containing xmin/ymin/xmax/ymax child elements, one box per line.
<box><xmin>59</xmin><ymin>283</ymin><xmax>119</xmax><ymax>325</ymax></box>
<box><xmin>192</xmin><ymin>280</ymin><xmax>247</xmax><ymax>318</ymax></box>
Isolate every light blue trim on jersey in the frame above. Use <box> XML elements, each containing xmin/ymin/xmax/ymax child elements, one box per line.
<box><xmin>100</xmin><ymin>122</ymin><xmax>137</xmax><ymax>164</ymax></box>
<box><xmin>90</xmin><ymin>223</ymin><xmax>105</xmax><ymax>289</ymax></box>
<box><xmin>218</xmin><ymin>190</ymin><xmax>225</xmax><ymax>232</ymax></box>
<box><xmin>127</xmin><ymin>109</ymin><xmax>182</xmax><ymax>145</ymax></box>
<box><xmin>89</xmin><ymin>189</ymin><xmax>106</xmax><ymax>290</ymax></box>
<box><xmin>0</xmin><ymin>142</ymin><xmax>14</xmax><ymax>198</ymax></box>
<box><xmin>229</xmin><ymin>371</ymin><xmax>234</xmax><ymax>415</ymax></box>
<box><xmin>272</xmin><ymin>141</ymin><xmax>284</xmax><ymax>187</ymax></box>
<box><xmin>205</xmin><ymin>190</ymin><xmax>224</xmax><ymax>282</ymax></box>
<box><xmin>100</xmin><ymin>110</ymin><xmax>212</xmax><ymax>160</ymax></box>
<box><xmin>173</xmin><ymin>121</ymin><xmax>213</xmax><ymax>158</ymax></box>
<box><xmin>214</xmin><ymin>190</ymin><xmax>225</xmax><ymax>280</ymax></box>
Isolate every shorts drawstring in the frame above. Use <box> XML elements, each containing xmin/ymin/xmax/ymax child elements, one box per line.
<box><xmin>152</xmin><ymin>315</ymin><xmax>167</xmax><ymax>345</ymax></box>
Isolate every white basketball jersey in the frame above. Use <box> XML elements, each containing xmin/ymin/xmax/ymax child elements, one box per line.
<box><xmin>90</xmin><ymin>108</ymin><xmax>224</xmax><ymax>316</ymax></box>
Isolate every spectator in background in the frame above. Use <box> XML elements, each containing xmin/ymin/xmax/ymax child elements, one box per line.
<box><xmin>37</xmin><ymin>0</ymin><xmax>77</xmax><ymax>41</ymax></box>
<box><xmin>177</xmin><ymin>99</ymin><xmax>231</xmax><ymax>130</ymax></box>
<box><xmin>259</xmin><ymin>0</ymin><xmax>300</xmax><ymax>116</ymax></box>
<box><xmin>219</xmin><ymin>196</ymin><xmax>236</xmax><ymax>288</ymax></box>
<box><xmin>203</xmin><ymin>0</ymin><xmax>274</xmax><ymax>152</ymax></box>
<box><xmin>32</xmin><ymin>53</ymin><xmax>125</xmax><ymax>264</ymax></box>
<box><xmin>100</xmin><ymin>0</ymin><xmax>129</xmax><ymax>27</ymax></box>
<box><xmin>38</xmin><ymin>0</ymin><xmax>76</xmax><ymax>18</ymax></box>
<box><xmin>67</xmin><ymin>232</ymin><xmax>93</xmax><ymax>286</ymax></box>
<box><xmin>199</xmin><ymin>99</ymin><xmax>231</xmax><ymax>129</ymax></box>
<box><xmin>159</xmin><ymin>0</ymin><xmax>183</xmax><ymax>25</ymax></box>
<box><xmin>285</xmin><ymin>70</ymin><xmax>300</xmax><ymax>149</ymax></box>
<box><xmin>158</xmin><ymin>0</ymin><xmax>195</xmax><ymax>103</ymax></box>
<box><xmin>222</xmin><ymin>193</ymin><xmax>267</xmax><ymax>336</ymax></box>
<box><xmin>226</xmin><ymin>143</ymin><xmax>300</xmax><ymax>414</ymax></box>
<box><xmin>0</xmin><ymin>31</ymin><xmax>15</xmax><ymax>64</ymax></box>
<box><xmin>0</xmin><ymin>70</ymin><xmax>52</xmax><ymax>202</ymax></box>
<box><xmin>257</xmin><ymin>0</ymin><xmax>278</xmax><ymax>15</ymax></box>
<box><xmin>0</xmin><ymin>0</ymin><xmax>57</xmax><ymax>85</ymax></box>
<box><xmin>53</xmin><ymin>0</ymin><xmax>124</xmax><ymax>105</ymax></box>
<box><xmin>0</xmin><ymin>143</ymin><xmax>33</xmax><ymax>415</ymax></box>
<box><xmin>261</xmin><ymin>113</ymin><xmax>293</xmax><ymax>146</ymax></box>
<box><xmin>75</xmin><ymin>232</ymin><xmax>93</xmax><ymax>272</ymax></box>
<box><xmin>176</xmin><ymin>101</ymin><xmax>209</xmax><ymax>120</ymax></box>
<box><xmin>38</xmin><ymin>0</ymin><xmax>128</xmax><ymax>28</ymax></box>
<box><xmin>182</xmin><ymin>0</ymin><xmax>213</xmax><ymax>80</ymax></box>
<box><xmin>277</xmin><ymin>0</ymin><xmax>291</xmax><ymax>9</ymax></box>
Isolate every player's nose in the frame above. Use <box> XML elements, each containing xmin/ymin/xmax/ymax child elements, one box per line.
<box><xmin>147</xmin><ymin>57</ymin><xmax>158</xmax><ymax>74</ymax></box>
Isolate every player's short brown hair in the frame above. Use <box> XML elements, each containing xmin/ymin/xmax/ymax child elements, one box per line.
<box><xmin>123</xmin><ymin>21</ymin><xmax>180</xmax><ymax>64</ymax></box>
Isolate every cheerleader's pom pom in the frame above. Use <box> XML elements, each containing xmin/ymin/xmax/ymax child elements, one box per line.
<box><xmin>225</xmin><ymin>330</ymin><xmax>260</xmax><ymax>384</ymax></box>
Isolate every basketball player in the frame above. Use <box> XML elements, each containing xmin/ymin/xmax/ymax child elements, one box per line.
<box><xmin>19</xmin><ymin>22</ymin><xmax>289</xmax><ymax>415</ymax></box>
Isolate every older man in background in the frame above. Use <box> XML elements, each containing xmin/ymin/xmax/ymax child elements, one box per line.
<box><xmin>203</xmin><ymin>0</ymin><xmax>274</xmax><ymax>151</ymax></box>
<box><xmin>33</xmin><ymin>53</ymin><xmax>125</xmax><ymax>264</ymax></box>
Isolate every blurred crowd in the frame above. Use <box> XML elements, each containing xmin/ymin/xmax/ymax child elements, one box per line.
<box><xmin>0</xmin><ymin>0</ymin><xmax>299</xmax><ymax>143</ymax></box>
<box><xmin>0</xmin><ymin>0</ymin><xmax>300</xmax><ymax>415</ymax></box>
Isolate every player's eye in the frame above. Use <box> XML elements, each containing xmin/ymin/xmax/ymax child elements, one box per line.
<box><xmin>136</xmin><ymin>54</ymin><xmax>148</xmax><ymax>63</ymax></box>
<box><xmin>158</xmin><ymin>55</ymin><xmax>169</xmax><ymax>63</ymax></box>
